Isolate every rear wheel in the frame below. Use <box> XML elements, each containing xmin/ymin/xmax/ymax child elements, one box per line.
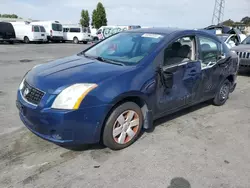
<box><xmin>24</xmin><ymin>36</ymin><xmax>30</xmax><ymax>44</ymax></box>
<box><xmin>213</xmin><ymin>79</ymin><xmax>231</xmax><ymax>106</ymax></box>
<box><xmin>83</xmin><ymin>41</ymin><xmax>88</xmax><ymax>44</ymax></box>
<box><xmin>102</xmin><ymin>102</ymin><xmax>143</xmax><ymax>150</ymax></box>
<box><xmin>73</xmin><ymin>37</ymin><xmax>79</xmax><ymax>44</ymax></box>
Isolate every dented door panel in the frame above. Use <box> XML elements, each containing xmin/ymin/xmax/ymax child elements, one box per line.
<box><xmin>155</xmin><ymin>61</ymin><xmax>202</xmax><ymax>115</ymax></box>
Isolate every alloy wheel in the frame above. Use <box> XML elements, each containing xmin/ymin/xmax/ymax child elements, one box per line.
<box><xmin>112</xmin><ymin>110</ymin><xmax>140</xmax><ymax>144</ymax></box>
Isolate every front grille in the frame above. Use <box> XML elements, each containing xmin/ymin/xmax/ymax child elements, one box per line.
<box><xmin>21</xmin><ymin>81</ymin><xmax>45</xmax><ymax>105</ymax></box>
<box><xmin>236</xmin><ymin>51</ymin><xmax>250</xmax><ymax>59</ymax></box>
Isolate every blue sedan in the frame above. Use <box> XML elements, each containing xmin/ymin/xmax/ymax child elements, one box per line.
<box><xmin>16</xmin><ymin>27</ymin><xmax>239</xmax><ymax>150</ymax></box>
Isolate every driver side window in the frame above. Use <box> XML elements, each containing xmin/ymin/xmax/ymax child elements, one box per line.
<box><xmin>163</xmin><ymin>36</ymin><xmax>196</xmax><ymax>67</ymax></box>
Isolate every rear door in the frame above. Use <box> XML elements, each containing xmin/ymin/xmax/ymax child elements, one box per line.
<box><xmin>155</xmin><ymin>35</ymin><xmax>202</xmax><ymax>115</ymax></box>
<box><xmin>0</xmin><ymin>22</ymin><xmax>16</xmax><ymax>39</ymax></box>
<box><xmin>32</xmin><ymin>25</ymin><xmax>41</xmax><ymax>40</ymax></box>
<box><xmin>39</xmin><ymin>26</ymin><xmax>46</xmax><ymax>40</ymax></box>
<box><xmin>197</xmin><ymin>35</ymin><xmax>224</xmax><ymax>100</ymax></box>
<box><xmin>51</xmin><ymin>23</ymin><xmax>63</xmax><ymax>37</ymax></box>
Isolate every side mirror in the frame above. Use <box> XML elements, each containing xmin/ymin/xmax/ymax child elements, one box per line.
<box><xmin>235</xmin><ymin>41</ymin><xmax>240</xmax><ymax>46</ymax></box>
<box><xmin>162</xmin><ymin>71</ymin><xmax>174</xmax><ymax>88</ymax></box>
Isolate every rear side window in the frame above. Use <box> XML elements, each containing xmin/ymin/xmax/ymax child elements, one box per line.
<box><xmin>52</xmin><ymin>23</ymin><xmax>62</xmax><ymax>31</ymax></box>
<box><xmin>198</xmin><ymin>36</ymin><xmax>221</xmax><ymax>65</ymax></box>
<box><xmin>33</xmin><ymin>26</ymin><xmax>39</xmax><ymax>32</ymax></box>
<box><xmin>40</xmin><ymin>26</ymin><xmax>45</xmax><ymax>32</ymax></box>
<box><xmin>69</xmin><ymin>28</ymin><xmax>80</xmax><ymax>33</ymax></box>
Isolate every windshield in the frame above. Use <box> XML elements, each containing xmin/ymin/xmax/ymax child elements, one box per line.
<box><xmin>82</xmin><ymin>32</ymin><xmax>164</xmax><ymax>65</ymax></box>
<box><xmin>52</xmin><ymin>23</ymin><xmax>62</xmax><ymax>31</ymax></box>
<box><xmin>241</xmin><ymin>36</ymin><xmax>250</xmax><ymax>45</ymax></box>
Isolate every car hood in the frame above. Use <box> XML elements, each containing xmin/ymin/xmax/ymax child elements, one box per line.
<box><xmin>26</xmin><ymin>54</ymin><xmax>130</xmax><ymax>94</ymax></box>
<box><xmin>231</xmin><ymin>45</ymin><xmax>250</xmax><ymax>51</ymax></box>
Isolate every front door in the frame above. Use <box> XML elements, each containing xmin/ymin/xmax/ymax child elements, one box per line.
<box><xmin>155</xmin><ymin>35</ymin><xmax>202</xmax><ymax>116</ymax></box>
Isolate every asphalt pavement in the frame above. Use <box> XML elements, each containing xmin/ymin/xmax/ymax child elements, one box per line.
<box><xmin>0</xmin><ymin>43</ymin><xmax>249</xmax><ymax>188</ymax></box>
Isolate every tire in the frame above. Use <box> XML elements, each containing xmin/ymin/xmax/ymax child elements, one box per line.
<box><xmin>83</xmin><ymin>41</ymin><xmax>88</xmax><ymax>44</ymax></box>
<box><xmin>73</xmin><ymin>37</ymin><xmax>79</xmax><ymax>44</ymax></box>
<box><xmin>24</xmin><ymin>36</ymin><xmax>30</xmax><ymax>44</ymax></box>
<box><xmin>102</xmin><ymin>102</ymin><xmax>143</xmax><ymax>150</ymax></box>
<box><xmin>212</xmin><ymin>79</ymin><xmax>231</xmax><ymax>106</ymax></box>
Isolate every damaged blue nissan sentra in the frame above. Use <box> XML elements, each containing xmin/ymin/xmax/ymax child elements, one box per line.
<box><xmin>16</xmin><ymin>27</ymin><xmax>239</xmax><ymax>150</ymax></box>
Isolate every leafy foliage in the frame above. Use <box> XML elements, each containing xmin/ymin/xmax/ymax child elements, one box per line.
<box><xmin>0</xmin><ymin>14</ymin><xmax>18</xmax><ymax>18</ymax></box>
<box><xmin>91</xmin><ymin>2</ymin><xmax>107</xmax><ymax>29</ymax></box>
<box><xmin>80</xmin><ymin>10</ymin><xmax>90</xmax><ymax>27</ymax></box>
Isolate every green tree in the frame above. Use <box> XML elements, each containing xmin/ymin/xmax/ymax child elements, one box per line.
<box><xmin>92</xmin><ymin>2</ymin><xmax>107</xmax><ymax>29</ymax></box>
<box><xmin>241</xmin><ymin>16</ymin><xmax>250</xmax><ymax>26</ymax></box>
<box><xmin>222</xmin><ymin>19</ymin><xmax>235</xmax><ymax>26</ymax></box>
<box><xmin>80</xmin><ymin>10</ymin><xmax>90</xmax><ymax>27</ymax></box>
<box><xmin>91</xmin><ymin>9</ymin><xmax>97</xmax><ymax>27</ymax></box>
<box><xmin>0</xmin><ymin>14</ymin><xmax>18</xmax><ymax>18</ymax></box>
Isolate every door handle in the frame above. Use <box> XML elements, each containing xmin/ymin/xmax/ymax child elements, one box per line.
<box><xmin>188</xmin><ymin>70</ymin><xmax>196</xmax><ymax>76</ymax></box>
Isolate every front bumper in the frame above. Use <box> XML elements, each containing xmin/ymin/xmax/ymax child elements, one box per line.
<box><xmin>16</xmin><ymin>90</ymin><xmax>112</xmax><ymax>145</ymax></box>
<box><xmin>239</xmin><ymin>59</ymin><xmax>250</xmax><ymax>68</ymax></box>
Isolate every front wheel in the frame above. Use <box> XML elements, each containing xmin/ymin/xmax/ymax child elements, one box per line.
<box><xmin>212</xmin><ymin>79</ymin><xmax>231</xmax><ymax>106</ymax></box>
<box><xmin>73</xmin><ymin>37</ymin><xmax>79</xmax><ymax>44</ymax></box>
<box><xmin>102</xmin><ymin>102</ymin><xmax>143</xmax><ymax>150</ymax></box>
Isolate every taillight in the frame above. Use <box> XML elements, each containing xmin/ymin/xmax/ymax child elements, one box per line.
<box><xmin>50</xmin><ymin>30</ymin><xmax>52</xmax><ymax>36</ymax></box>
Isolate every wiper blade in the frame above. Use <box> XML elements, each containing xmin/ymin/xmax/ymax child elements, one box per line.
<box><xmin>96</xmin><ymin>56</ymin><xmax>124</xmax><ymax>66</ymax></box>
<box><xmin>81</xmin><ymin>53</ymin><xmax>124</xmax><ymax>66</ymax></box>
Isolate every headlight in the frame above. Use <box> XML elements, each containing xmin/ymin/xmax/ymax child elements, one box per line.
<box><xmin>19</xmin><ymin>78</ymin><xmax>25</xmax><ymax>90</ymax></box>
<box><xmin>51</xmin><ymin>83</ymin><xmax>98</xmax><ymax>110</ymax></box>
<box><xmin>33</xmin><ymin>64</ymin><xmax>42</xmax><ymax>69</ymax></box>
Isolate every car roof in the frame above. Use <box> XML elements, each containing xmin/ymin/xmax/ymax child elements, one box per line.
<box><xmin>124</xmin><ymin>27</ymin><xmax>184</xmax><ymax>35</ymax></box>
<box><xmin>124</xmin><ymin>27</ymin><xmax>220</xmax><ymax>41</ymax></box>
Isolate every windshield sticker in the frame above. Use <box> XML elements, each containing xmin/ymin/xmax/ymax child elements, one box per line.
<box><xmin>142</xmin><ymin>33</ymin><xmax>163</xmax><ymax>38</ymax></box>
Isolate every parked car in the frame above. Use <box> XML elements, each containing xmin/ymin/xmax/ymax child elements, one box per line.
<box><xmin>10</xmin><ymin>22</ymin><xmax>47</xmax><ymax>43</ymax></box>
<box><xmin>216</xmin><ymin>34</ymin><xmax>240</xmax><ymax>49</ymax></box>
<box><xmin>31</xmin><ymin>21</ymin><xmax>63</xmax><ymax>42</ymax></box>
<box><xmin>62</xmin><ymin>25</ymin><xmax>92</xmax><ymax>44</ymax></box>
<box><xmin>204</xmin><ymin>25</ymin><xmax>247</xmax><ymax>43</ymax></box>
<box><xmin>97</xmin><ymin>25</ymin><xmax>141</xmax><ymax>40</ymax></box>
<box><xmin>0</xmin><ymin>21</ymin><xmax>16</xmax><ymax>44</ymax></box>
<box><xmin>16</xmin><ymin>28</ymin><xmax>239</xmax><ymax>150</ymax></box>
<box><xmin>90</xmin><ymin>28</ymin><xmax>98</xmax><ymax>41</ymax></box>
<box><xmin>231</xmin><ymin>35</ymin><xmax>250</xmax><ymax>71</ymax></box>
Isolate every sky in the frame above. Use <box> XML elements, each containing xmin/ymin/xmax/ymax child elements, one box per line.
<box><xmin>0</xmin><ymin>0</ymin><xmax>249</xmax><ymax>28</ymax></box>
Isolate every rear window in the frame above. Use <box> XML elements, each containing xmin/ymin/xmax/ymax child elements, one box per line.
<box><xmin>40</xmin><ymin>26</ymin><xmax>46</xmax><ymax>32</ymax></box>
<box><xmin>69</xmin><ymin>28</ymin><xmax>80</xmax><ymax>33</ymax></box>
<box><xmin>52</xmin><ymin>23</ymin><xmax>62</xmax><ymax>31</ymax></box>
<box><xmin>33</xmin><ymin>26</ymin><xmax>39</xmax><ymax>32</ymax></box>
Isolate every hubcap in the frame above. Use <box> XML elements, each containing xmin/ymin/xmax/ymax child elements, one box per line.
<box><xmin>220</xmin><ymin>83</ymin><xmax>229</xmax><ymax>101</ymax></box>
<box><xmin>112</xmin><ymin>110</ymin><xmax>140</xmax><ymax>144</ymax></box>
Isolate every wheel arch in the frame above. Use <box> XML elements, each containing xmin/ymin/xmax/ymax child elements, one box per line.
<box><xmin>99</xmin><ymin>94</ymin><xmax>154</xmax><ymax>143</ymax></box>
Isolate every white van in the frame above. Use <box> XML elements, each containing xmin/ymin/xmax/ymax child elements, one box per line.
<box><xmin>31</xmin><ymin>21</ymin><xmax>63</xmax><ymax>42</ymax></box>
<box><xmin>62</xmin><ymin>25</ymin><xmax>92</xmax><ymax>44</ymax></box>
<box><xmin>10</xmin><ymin>21</ymin><xmax>47</xmax><ymax>43</ymax></box>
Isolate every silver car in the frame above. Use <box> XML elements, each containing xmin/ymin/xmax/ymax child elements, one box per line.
<box><xmin>231</xmin><ymin>35</ymin><xmax>250</xmax><ymax>71</ymax></box>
